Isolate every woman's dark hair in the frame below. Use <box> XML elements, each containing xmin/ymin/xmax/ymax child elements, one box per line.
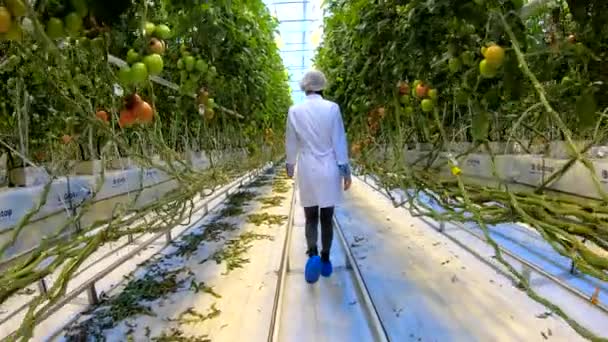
<box><xmin>305</xmin><ymin>90</ymin><xmax>324</xmax><ymax>96</ymax></box>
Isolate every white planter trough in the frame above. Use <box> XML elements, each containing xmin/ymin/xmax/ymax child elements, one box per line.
<box><xmin>9</xmin><ymin>167</ymin><xmax>50</xmax><ymax>187</ymax></box>
<box><xmin>74</xmin><ymin>160</ymin><xmax>103</xmax><ymax>175</ymax></box>
<box><xmin>109</xmin><ymin>157</ymin><xmax>138</xmax><ymax>170</ymax></box>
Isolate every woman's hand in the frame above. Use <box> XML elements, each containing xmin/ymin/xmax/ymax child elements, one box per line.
<box><xmin>338</xmin><ymin>164</ymin><xmax>352</xmax><ymax>191</ymax></box>
<box><xmin>344</xmin><ymin>176</ymin><xmax>352</xmax><ymax>191</ymax></box>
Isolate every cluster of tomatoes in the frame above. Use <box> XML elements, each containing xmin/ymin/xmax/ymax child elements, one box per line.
<box><xmin>197</xmin><ymin>88</ymin><xmax>217</xmax><ymax>121</ymax></box>
<box><xmin>177</xmin><ymin>45</ymin><xmax>217</xmax><ymax>95</ymax></box>
<box><xmin>118</xmin><ymin>22</ymin><xmax>171</xmax><ymax>85</ymax></box>
<box><xmin>350</xmin><ymin>106</ymin><xmax>386</xmax><ymax>157</ymax></box>
<box><xmin>118</xmin><ymin>93</ymin><xmax>154</xmax><ymax>128</ymax></box>
<box><xmin>0</xmin><ymin>0</ymin><xmax>26</xmax><ymax>41</ymax></box>
<box><xmin>478</xmin><ymin>44</ymin><xmax>505</xmax><ymax>78</ymax></box>
<box><xmin>398</xmin><ymin>80</ymin><xmax>438</xmax><ymax>115</ymax></box>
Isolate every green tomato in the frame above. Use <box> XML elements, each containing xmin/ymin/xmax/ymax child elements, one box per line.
<box><xmin>65</xmin><ymin>12</ymin><xmax>82</xmax><ymax>35</ymax></box>
<box><xmin>404</xmin><ymin>106</ymin><xmax>414</xmax><ymax>115</ymax></box>
<box><xmin>144</xmin><ymin>22</ymin><xmax>156</xmax><ymax>36</ymax></box>
<box><xmin>195</xmin><ymin>58</ymin><xmax>207</xmax><ymax>72</ymax></box>
<box><xmin>77</xmin><ymin>36</ymin><xmax>90</xmax><ymax>48</ymax></box>
<box><xmin>4</xmin><ymin>23</ymin><xmax>22</xmax><ymax>41</ymax></box>
<box><xmin>208</xmin><ymin>98</ymin><xmax>216</xmax><ymax>109</ymax></box>
<box><xmin>127</xmin><ymin>49</ymin><xmax>140</xmax><ymax>64</ymax></box>
<box><xmin>6</xmin><ymin>0</ymin><xmax>27</xmax><ymax>17</ymax></box>
<box><xmin>155</xmin><ymin>24</ymin><xmax>171</xmax><ymax>39</ymax></box>
<box><xmin>511</xmin><ymin>0</ymin><xmax>524</xmax><ymax>9</ymax></box>
<box><xmin>421</xmin><ymin>99</ymin><xmax>434</xmax><ymax>113</ymax></box>
<box><xmin>70</xmin><ymin>0</ymin><xmax>88</xmax><ymax>17</ymax></box>
<box><xmin>131</xmin><ymin>62</ymin><xmax>149</xmax><ymax>84</ymax></box>
<box><xmin>575</xmin><ymin>42</ymin><xmax>586</xmax><ymax>56</ymax></box>
<box><xmin>428</xmin><ymin>89</ymin><xmax>438</xmax><ymax>100</ymax></box>
<box><xmin>91</xmin><ymin>37</ymin><xmax>105</xmax><ymax>52</ymax></box>
<box><xmin>143</xmin><ymin>54</ymin><xmax>163</xmax><ymax>75</ymax></box>
<box><xmin>448</xmin><ymin>57</ymin><xmax>462</xmax><ymax>73</ymax></box>
<box><xmin>46</xmin><ymin>17</ymin><xmax>64</xmax><ymax>39</ymax></box>
<box><xmin>399</xmin><ymin>95</ymin><xmax>411</xmax><ymax>105</ymax></box>
<box><xmin>118</xmin><ymin>66</ymin><xmax>132</xmax><ymax>85</ymax></box>
<box><xmin>479</xmin><ymin>59</ymin><xmax>497</xmax><ymax>78</ymax></box>
<box><xmin>184</xmin><ymin>55</ymin><xmax>195</xmax><ymax>71</ymax></box>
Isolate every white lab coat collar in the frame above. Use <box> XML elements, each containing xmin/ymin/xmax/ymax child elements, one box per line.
<box><xmin>306</xmin><ymin>94</ymin><xmax>322</xmax><ymax>100</ymax></box>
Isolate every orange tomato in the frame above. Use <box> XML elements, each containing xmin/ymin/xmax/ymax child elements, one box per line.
<box><xmin>416</xmin><ymin>83</ymin><xmax>429</xmax><ymax>98</ymax></box>
<box><xmin>0</xmin><ymin>7</ymin><xmax>11</xmax><ymax>34</ymax></box>
<box><xmin>119</xmin><ymin>109</ymin><xmax>136</xmax><ymax>128</ymax></box>
<box><xmin>95</xmin><ymin>110</ymin><xmax>109</xmax><ymax>122</ymax></box>
<box><xmin>398</xmin><ymin>81</ymin><xmax>409</xmax><ymax>95</ymax></box>
<box><xmin>61</xmin><ymin>134</ymin><xmax>73</xmax><ymax>144</ymax></box>
<box><xmin>134</xmin><ymin>101</ymin><xmax>154</xmax><ymax>123</ymax></box>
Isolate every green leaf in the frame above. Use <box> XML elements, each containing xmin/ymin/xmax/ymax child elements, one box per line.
<box><xmin>576</xmin><ymin>91</ymin><xmax>597</xmax><ymax>129</ymax></box>
<box><xmin>471</xmin><ymin>110</ymin><xmax>490</xmax><ymax>142</ymax></box>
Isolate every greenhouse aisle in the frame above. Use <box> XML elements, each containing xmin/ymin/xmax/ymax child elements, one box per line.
<box><xmin>334</xmin><ymin>178</ymin><xmax>586</xmax><ymax>342</ymax></box>
<box><xmin>277</xmin><ymin>191</ymin><xmax>376</xmax><ymax>342</ymax></box>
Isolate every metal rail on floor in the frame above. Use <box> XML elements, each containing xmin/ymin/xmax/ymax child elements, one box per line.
<box><xmin>267</xmin><ymin>181</ymin><xmax>390</xmax><ymax>342</ymax></box>
<box><xmin>357</xmin><ymin>174</ymin><xmax>608</xmax><ymax>315</ymax></box>
<box><xmin>1</xmin><ymin>163</ymin><xmax>274</xmax><ymax>341</ymax></box>
<box><xmin>333</xmin><ymin>216</ymin><xmax>390</xmax><ymax>342</ymax></box>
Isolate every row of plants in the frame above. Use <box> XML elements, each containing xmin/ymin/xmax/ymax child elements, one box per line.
<box><xmin>316</xmin><ymin>0</ymin><xmax>607</xmax><ymax>340</ymax></box>
<box><xmin>0</xmin><ymin>0</ymin><xmax>291</xmax><ymax>340</ymax></box>
<box><xmin>0</xmin><ymin>0</ymin><xmax>291</xmax><ymax>171</ymax></box>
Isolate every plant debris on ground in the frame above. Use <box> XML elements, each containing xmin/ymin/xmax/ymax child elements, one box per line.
<box><xmin>257</xmin><ymin>195</ymin><xmax>285</xmax><ymax>208</ymax></box>
<box><xmin>218</xmin><ymin>190</ymin><xmax>258</xmax><ymax>217</ymax></box>
<box><xmin>207</xmin><ymin>232</ymin><xmax>273</xmax><ymax>273</ymax></box>
<box><xmin>168</xmin><ymin>303</ymin><xmax>221</xmax><ymax>325</ymax></box>
<box><xmin>64</xmin><ymin>171</ymin><xmax>283</xmax><ymax>339</ymax></box>
<box><xmin>152</xmin><ymin>328</ymin><xmax>212</xmax><ymax>342</ymax></box>
<box><xmin>247</xmin><ymin>213</ymin><xmax>288</xmax><ymax>227</ymax></box>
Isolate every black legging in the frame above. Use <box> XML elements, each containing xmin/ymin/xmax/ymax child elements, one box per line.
<box><xmin>304</xmin><ymin>206</ymin><xmax>334</xmax><ymax>260</ymax></box>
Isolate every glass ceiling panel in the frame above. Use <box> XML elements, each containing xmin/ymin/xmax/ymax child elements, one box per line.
<box><xmin>264</xmin><ymin>0</ymin><xmax>325</xmax><ymax>103</ymax></box>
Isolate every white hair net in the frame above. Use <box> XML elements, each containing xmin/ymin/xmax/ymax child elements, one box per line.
<box><xmin>299</xmin><ymin>70</ymin><xmax>327</xmax><ymax>92</ymax></box>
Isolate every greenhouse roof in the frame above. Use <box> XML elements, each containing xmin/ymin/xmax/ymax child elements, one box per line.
<box><xmin>263</xmin><ymin>0</ymin><xmax>325</xmax><ymax>103</ymax></box>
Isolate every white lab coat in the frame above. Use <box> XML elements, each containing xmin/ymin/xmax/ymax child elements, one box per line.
<box><xmin>285</xmin><ymin>94</ymin><xmax>349</xmax><ymax>208</ymax></box>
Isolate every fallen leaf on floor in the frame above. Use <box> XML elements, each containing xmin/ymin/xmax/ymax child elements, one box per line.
<box><xmin>351</xmin><ymin>243</ymin><xmax>361</xmax><ymax>248</ymax></box>
<box><xmin>548</xmin><ymin>328</ymin><xmax>552</xmax><ymax>336</ymax></box>
<box><xmin>441</xmin><ymin>260</ymin><xmax>450</xmax><ymax>265</ymax></box>
<box><xmin>349</xmin><ymin>300</ymin><xmax>357</xmax><ymax>305</ymax></box>
<box><xmin>432</xmin><ymin>242</ymin><xmax>441</xmax><ymax>246</ymax></box>
<box><xmin>541</xmin><ymin>331</ymin><xmax>548</xmax><ymax>339</ymax></box>
<box><xmin>536</xmin><ymin>312</ymin><xmax>553</xmax><ymax>319</ymax></box>
<box><xmin>451</xmin><ymin>275</ymin><xmax>458</xmax><ymax>283</ymax></box>
<box><xmin>394</xmin><ymin>308</ymin><xmax>403</xmax><ymax>317</ymax></box>
<box><xmin>386</xmin><ymin>216</ymin><xmax>391</xmax><ymax>221</ymax></box>
<box><xmin>489</xmin><ymin>279</ymin><xmax>494</xmax><ymax>283</ymax></box>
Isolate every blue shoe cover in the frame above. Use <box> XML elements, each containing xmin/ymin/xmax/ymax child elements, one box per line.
<box><xmin>320</xmin><ymin>260</ymin><xmax>333</xmax><ymax>277</ymax></box>
<box><xmin>305</xmin><ymin>256</ymin><xmax>322</xmax><ymax>283</ymax></box>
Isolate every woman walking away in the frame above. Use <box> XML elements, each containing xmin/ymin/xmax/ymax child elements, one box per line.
<box><xmin>285</xmin><ymin>70</ymin><xmax>352</xmax><ymax>284</ymax></box>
